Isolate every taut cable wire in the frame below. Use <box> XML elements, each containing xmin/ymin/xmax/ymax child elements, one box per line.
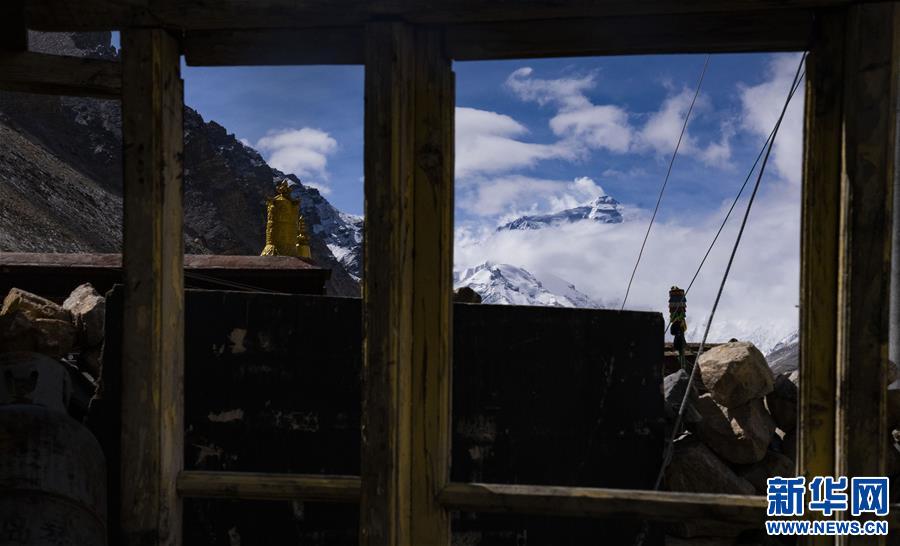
<box><xmin>621</xmin><ymin>55</ymin><xmax>710</xmax><ymax>311</ymax></box>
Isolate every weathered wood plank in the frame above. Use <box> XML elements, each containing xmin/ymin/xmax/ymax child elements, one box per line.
<box><xmin>0</xmin><ymin>50</ymin><xmax>121</xmax><ymax>98</ymax></box>
<box><xmin>25</xmin><ymin>0</ymin><xmax>150</xmax><ymax>31</ymax></box>
<box><xmin>798</xmin><ymin>12</ymin><xmax>843</xmax><ymax>546</ymax></box>
<box><xmin>835</xmin><ymin>3</ymin><xmax>898</xmax><ymax>545</ymax></box>
<box><xmin>410</xmin><ymin>26</ymin><xmax>454</xmax><ymax>546</ymax></box>
<box><xmin>177</xmin><ymin>471</ymin><xmax>361</xmax><ymax>502</ymax></box>
<box><xmin>176</xmin><ymin>9</ymin><xmax>812</xmax><ymax>66</ymax></box>
<box><xmin>120</xmin><ymin>28</ymin><xmax>185</xmax><ymax>546</ymax></box>
<box><xmin>361</xmin><ymin>21</ymin><xmax>456</xmax><ymax>546</ymax></box>
<box><xmin>183</xmin><ymin>27</ymin><xmax>364</xmax><ymax>66</ymax></box>
<box><xmin>25</xmin><ymin>0</ymin><xmax>851</xmax><ymax>31</ymax></box>
<box><xmin>361</xmin><ymin>20</ymin><xmax>415</xmax><ymax>546</ymax></box>
<box><xmin>439</xmin><ymin>483</ymin><xmax>767</xmax><ymax>524</ymax></box>
<box><xmin>0</xmin><ymin>0</ymin><xmax>27</xmax><ymax>51</ymax></box>
<box><xmin>446</xmin><ymin>9</ymin><xmax>812</xmax><ymax>60</ymax></box>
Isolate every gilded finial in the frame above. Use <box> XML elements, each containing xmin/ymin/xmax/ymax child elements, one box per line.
<box><xmin>261</xmin><ymin>179</ymin><xmax>312</xmax><ymax>259</ymax></box>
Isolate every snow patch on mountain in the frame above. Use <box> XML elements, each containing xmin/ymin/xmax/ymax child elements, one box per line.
<box><xmin>454</xmin><ymin>262</ymin><xmax>599</xmax><ymax>308</ymax></box>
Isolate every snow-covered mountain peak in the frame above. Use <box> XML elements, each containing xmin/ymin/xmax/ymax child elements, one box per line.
<box><xmin>454</xmin><ymin>262</ymin><xmax>599</xmax><ymax>309</ymax></box>
<box><xmin>496</xmin><ymin>193</ymin><xmax>623</xmax><ymax>232</ymax></box>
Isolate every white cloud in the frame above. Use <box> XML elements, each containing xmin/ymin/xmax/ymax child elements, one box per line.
<box><xmin>256</xmin><ymin>127</ymin><xmax>338</xmax><ymax>183</ymax></box>
<box><xmin>456</xmin><ymin>106</ymin><xmax>528</xmax><ymax>138</ymax></box>
<box><xmin>739</xmin><ymin>53</ymin><xmax>805</xmax><ymax>186</ymax></box>
<box><xmin>505</xmin><ymin>67</ymin><xmax>595</xmax><ymax>110</ymax></box>
<box><xmin>505</xmin><ymin>67</ymin><xmax>734</xmax><ymax>167</ymax></box>
<box><xmin>697</xmin><ymin>123</ymin><xmax>735</xmax><ymax>168</ymax></box>
<box><xmin>633</xmin><ymin>88</ymin><xmax>702</xmax><ymax>156</ymax></box>
<box><xmin>550</xmin><ymin>105</ymin><xmax>632</xmax><ymax>153</ymax></box>
<box><xmin>455</xmin><ymin>180</ymin><xmax>801</xmax><ymax>351</ymax></box>
<box><xmin>455</xmin><ymin>107</ymin><xmax>576</xmax><ymax>178</ymax></box>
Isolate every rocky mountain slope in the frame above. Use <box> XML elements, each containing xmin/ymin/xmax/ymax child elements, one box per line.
<box><xmin>497</xmin><ymin>194</ymin><xmax>623</xmax><ymax>231</ymax></box>
<box><xmin>764</xmin><ymin>331</ymin><xmax>798</xmax><ymax>375</ymax></box>
<box><xmin>454</xmin><ymin>262</ymin><xmax>598</xmax><ymax>308</ymax></box>
<box><xmin>0</xmin><ymin>31</ymin><xmax>359</xmax><ymax>296</ymax></box>
<box><xmin>298</xmin><ymin>186</ymin><xmax>362</xmax><ymax>281</ymax></box>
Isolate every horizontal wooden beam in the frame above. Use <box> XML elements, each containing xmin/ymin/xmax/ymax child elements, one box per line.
<box><xmin>0</xmin><ymin>50</ymin><xmax>121</xmax><ymax>98</ymax></box>
<box><xmin>445</xmin><ymin>9</ymin><xmax>813</xmax><ymax>60</ymax></box>
<box><xmin>183</xmin><ymin>27</ymin><xmax>364</xmax><ymax>66</ymax></box>
<box><xmin>24</xmin><ymin>0</ymin><xmax>850</xmax><ymax>31</ymax></box>
<box><xmin>178</xmin><ymin>474</ymin><xmax>900</xmax><ymax>526</ymax></box>
<box><xmin>175</xmin><ymin>10</ymin><xmax>813</xmax><ymax>67</ymax></box>
<box><xmin>176</xmin><ymin>471</ymin><xmax>361</xmax><ymax>503</ymax></box>
<box><xmin>439</xmin><ymin>483</ymin><xmax>768</xmax><ymax>524</ymax></box>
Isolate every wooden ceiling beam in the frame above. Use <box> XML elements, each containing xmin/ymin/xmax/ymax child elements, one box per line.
<box><xmin>0</xmin><ymin>51</ymin><xmax>121</xmax><ymax>98</ymax></box>
<box><xmin>183</xmin><ymin>27</ymin><xmax>364</xmax><ymax>66</ymax></box>
<box><xmin>446</xmin><ymin>9</ymin><xmax>814</xmax><ymax>60</ymax></box>
<box><xmin>181</xmin><ymin>9</ymin><xmax>811</xmax><ymax>67</ymax></box>
<box><xmin>24</xmin><ymin>0</ymin><xmax>850</xmax><ymax>31</ymax></box>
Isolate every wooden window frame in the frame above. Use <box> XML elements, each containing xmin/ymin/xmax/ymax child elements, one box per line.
<box><xmin>4</xmin><ymin>2</ymin><xmax>899</xmax><ymax>545</ymax></box>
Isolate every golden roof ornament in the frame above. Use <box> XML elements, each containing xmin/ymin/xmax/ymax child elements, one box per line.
<box><xmin>261</xmin><ymin>179</ymin><xmax>312</xmax><ymax>259</ymax></box>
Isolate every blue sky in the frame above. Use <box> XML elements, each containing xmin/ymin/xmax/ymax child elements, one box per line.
<box><xmin>179</xmin><ymin>53</ymin><xmax>788</xmax><ymax>219</ymax></box>
<box><xmin>175</xmin><ymin>51</ymin><xmax>804</xmax><ymax>349</ymax></box>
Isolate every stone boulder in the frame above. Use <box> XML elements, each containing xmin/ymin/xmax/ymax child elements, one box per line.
<box><xmin>737</xmin><ymin>450</ymin><xmax>795</xmax><ymax>494</ymax></box>
<box><xmin>664</xmin><ymin>435</ymin><xmax>755</xmax><ymax>495</ymax></box>
<box><xmin>698</xmin><ymin>341</ymin><xmax>773</xmax><ymax>408</ymax></box>
<box><xmin>0</xmin><ymin>288</ymin><xmax>77</xmax><ymax>357</ymax></box>
<box><xmin>63</xmin><ymin>283</ymin><xmax>106</xmax><ymax>348</ymax></box>
<box><xmin>453</xmin><ymin>286</ymin><xmax>482</xmax><ymax>304</ymax></box>
<box><xmin>78</xmin><ymin>347</ymin><xmax>102</xmax><ymax>378</ymax></box>
<box><xmin>663</xmin><ymin>369</ymin><xmax>702</xmax><ymax>424</ymax></box>
<box><xmin>788</xmin><ymin>369</ymin><xmax>799</xmax><ymax>388</ymax></box>
<box><xmin>765</xmin><ymin>373</ymin><xmax>797</xmax><ymax>433</ymax></box>
<box><xmin>665</xmin><ymin>435</ymin><xmax>756</xmax><ymax>538</ymax></box>
<box><xmin>0</xmin><ymin>314</ymin><xmax>76</xmax><ymax>358</ymax></box>
<box><xmin>695</xmin><ymin>394</ymin><xmax>775</xmax><ymax>465</ymax></box>
<box><xmin>1</xmin><ymin>287</ymin><xmax>70</xmax><ymax>322</ymax></box>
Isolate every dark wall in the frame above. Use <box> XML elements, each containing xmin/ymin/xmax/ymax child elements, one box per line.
<box><xmin>98</xmin><ymin>289</ymin><xmax>666</xmax><ymax>545</ymax></box>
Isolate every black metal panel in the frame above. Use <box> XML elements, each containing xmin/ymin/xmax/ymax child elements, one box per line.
<box><xmin>451</xmin><ymin>303</ymin><xmax>665</xmax><ymax>545</ymax></box>
<box><xmin>98</xmin><ymin>289</ymin><xmax>665</xmax><ymax>545</ymax></box>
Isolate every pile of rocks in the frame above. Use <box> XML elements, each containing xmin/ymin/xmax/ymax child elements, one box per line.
<box><xmin>662</xmin><ymin>341</ymin><xmax>797</xmax><ymax>542</ymax></box>
<box><xmin>0</xmin><ymin>284</ymin><xmax>106</xmax><ymax>379</ymax></box>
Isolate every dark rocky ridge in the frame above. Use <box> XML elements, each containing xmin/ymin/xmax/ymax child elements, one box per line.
<box><xmin>0</xmin><ymin>31</ymin><xmax>359</xmax><ymax>296</ymax></box>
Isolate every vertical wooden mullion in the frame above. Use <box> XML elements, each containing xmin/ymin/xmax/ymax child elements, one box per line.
<box><xmin>410</xmin><ymin>26</ymin><xmax>454</xmax><ymax>546</ymax></box>
<box><xmin>361</xmin><ymin>20</ymin><xmax>416</xmax><ymax>546</ymax></box>
<box><xmin>120</xmin><ymin>28</ymin><xmax>185</xmax><ymax>546</ymax></box>
<box><xmin>799</xmin><ymin>10</ymin><xmax>844</xmax><ymax>546</ymax></box>
<box><xmin>835</xmin><ymin>3</ymin><xmax>898</xmax><ymax>545</ymax></box>
<box><xmin>362</xmin><ymin>21</ymin><xmax>454</xmax><ymax>546</ymax></box>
